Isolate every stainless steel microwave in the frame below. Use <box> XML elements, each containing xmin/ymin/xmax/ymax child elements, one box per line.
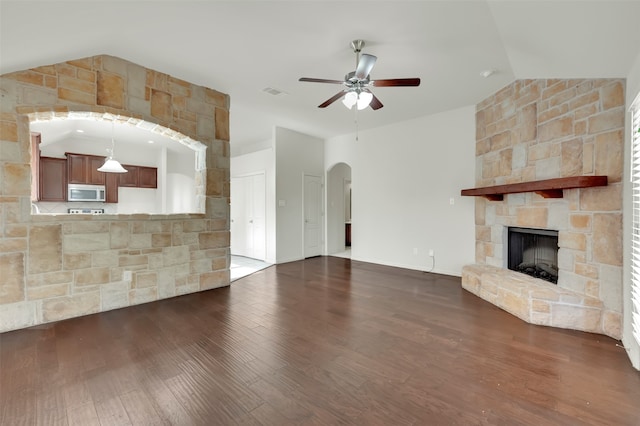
<box><xmin>68</xmin><ymin>184</ymin><xmax>106</xmax><ymax>202</ymax></box>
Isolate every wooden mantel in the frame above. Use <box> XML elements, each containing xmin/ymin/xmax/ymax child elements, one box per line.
<box><xmin>460</xmin><ymin>176</ymin><xmax>608</xmax><ymax>201</ymax></box>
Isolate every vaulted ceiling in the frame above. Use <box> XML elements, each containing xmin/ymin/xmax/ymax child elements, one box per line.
<box><xmin>2</xmin><ymin>1</ymin><xmax>639</xmax><ymax>154</ymax></box>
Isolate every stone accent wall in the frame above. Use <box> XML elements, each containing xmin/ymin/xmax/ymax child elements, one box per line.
<box><xmin>472</xmin><ymin>79</ymin><xmax>624</xmax><ymax>339</ymax></box>
<box><xmin>0</xmin><ymin>55</ymin><xmax>230</xmax><ymax>332</ymax></box>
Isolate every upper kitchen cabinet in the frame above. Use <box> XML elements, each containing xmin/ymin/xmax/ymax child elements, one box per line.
<box><xmin>139</xmin><ymin>166</ymin><xmax>158</xmax><ymax>188</ymax></box>
<box><xmin>119</xmin><ymin>165</ymin><xmax>158</xmax><ymax>189</ymax></box>
<box><xmin>67</xmin><ymin>153</ymin><xmax>106</xmax><ymax>185</ymax></box>
<box><xmin>39</xmin><ymin>157</ymin><xmax>67</xmax><ymax>202</ymax></box>
<box><xmin>118</xmin><ymin>165</ymin><xmax>139</xmax><ymax>187</ymax></box>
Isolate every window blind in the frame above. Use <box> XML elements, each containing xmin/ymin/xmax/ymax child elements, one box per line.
<box><xmin>631</xmin><ymin>97</ymin><xmax>640</xmax><ymax>346</ymax></box>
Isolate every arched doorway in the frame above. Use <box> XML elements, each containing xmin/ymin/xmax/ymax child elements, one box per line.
<box><xmin>326</xmin><ymin>162</ymin><xmax>352</xmax><ymax>257</ymax></box>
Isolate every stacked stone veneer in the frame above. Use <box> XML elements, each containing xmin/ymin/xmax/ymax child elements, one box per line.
<box><xmin>462</xmin><ymin>79</ymin><xmax>624</xmax><ymax>339</ymax></box>
<box><xmin>0</xmin><ymin>55</ymin><xmax>230</xmax><ymax>332</ymax></box>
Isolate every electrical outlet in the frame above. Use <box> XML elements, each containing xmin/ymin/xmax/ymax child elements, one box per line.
<box><xmin>413</xmin><ymin>248</ymin><xmax>418</xmax><ymax>255</ymax></box>
<box><xmin>123</xmin><ymin>271</ymin><xmax>132</xmax><ymax>281</ymax></box>
<box><xmin>428</xmin><ymin>249</ymin><xmax>434</xmax><ymax>257</ymax></box>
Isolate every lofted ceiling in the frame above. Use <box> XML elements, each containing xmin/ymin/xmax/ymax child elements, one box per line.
<box><xmin>2</xmin><ymin>1</ymin><xmax>639</xmax><ymax>156</ymax></box>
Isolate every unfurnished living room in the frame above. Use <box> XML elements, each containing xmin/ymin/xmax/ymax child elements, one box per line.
<box><xmin>1</xmin><ymin>1</ymin><xmax>640</xmax><ymax>425</ymax></box>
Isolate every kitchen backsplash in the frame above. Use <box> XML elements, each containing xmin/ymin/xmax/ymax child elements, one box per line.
<box><xmin>33</xmin><ymin>201</ymin><xmax>117</xmax><ymax>215</ymax></box>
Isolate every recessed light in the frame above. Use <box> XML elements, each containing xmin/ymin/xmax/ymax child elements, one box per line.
<box><xmin>480</xmin><ymin>69</ymin><xmax>496</xmax><ymax>78</ymax></box>
<box><xmin>148</xmin><ymin>140</ymin><xmax>155</xmax><ymax>144</ymax></box>
<box><xmin>76</xmin><ymin>129</ymin><xmax>84</xmax><ymax>133</ymax></box>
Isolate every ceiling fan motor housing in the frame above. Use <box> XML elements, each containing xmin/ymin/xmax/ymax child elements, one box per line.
<box><xmin>345</xmin><ymin>71</ymin><xmax>370</xmax><ymax>86</ymax></box>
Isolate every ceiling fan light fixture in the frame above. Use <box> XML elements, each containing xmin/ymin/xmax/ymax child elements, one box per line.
<box><xmin>342</xmin><ymin>91</ymin><xmax>358</xmax><ymax>109</ymax></box>
<box><xmin>342</xmin><ymin>91</ymin><xmax>373</xmax><ymax>110</ymax></box>
<box><xmin>357</xmin><ymin>91</ymin><xmax>373</xmax><ymax>110</ymax></box>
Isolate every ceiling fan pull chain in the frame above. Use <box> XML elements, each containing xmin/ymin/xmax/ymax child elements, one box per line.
<box><xmin>355</xmin><ymin>108</ymin><xmax>359</xmax><ymax>142</ymax></box>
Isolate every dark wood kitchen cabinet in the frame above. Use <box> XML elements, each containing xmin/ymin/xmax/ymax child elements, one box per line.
<box><xmin>138</xmin><ymin>166</ymin><xmax>157</xmax><ymax>188</ymax></box>
<box><xmin>66</xmin><ymin>153</ymin><xmax>121</xmax><ymax>203</ymax></box>
<box><xmin>66</xmin><ymin>153</ymin><xmax>106</xmax><ymax>185</ymax></box>
<box><xmin>39</xmin><ymin>157</ymin><xmax>67</xmax><ymax>202</ymax></box>
<box><xmin>119</xmin><ymin>165</ymin><xmax>157</xmax><ymax>189</ymax></box>
<box><xmin>105</xmin><ymin>173</ymin><xmax>119</xmax><ymax>203</ymax></box>
<box><xmin>38</xmin><ymin>152</ymin><xmax>155</xmax><ymax>204</ymax></box>
<box><xmin>118</xmin><ymin>165</ymin><xmax>139</xmax><ymax>187</ymax></box>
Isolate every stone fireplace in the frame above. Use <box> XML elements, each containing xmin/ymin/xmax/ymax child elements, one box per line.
<box><xmin>462</xmin><ymin>79</ymin><xmax>624</xmax><ymax>339</ymax></box>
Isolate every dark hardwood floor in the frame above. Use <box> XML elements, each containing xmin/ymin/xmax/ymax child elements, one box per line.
<box><xmin>1</xmin><ymin>256</ymin><xmax>639</xmax><ymax>425</ymax></box>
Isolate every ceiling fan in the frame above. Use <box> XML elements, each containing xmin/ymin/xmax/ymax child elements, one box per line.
<box><xmin>299</xmin><ymin>40</ymin><xmax>421</xmax><ymax>111</ymax></box>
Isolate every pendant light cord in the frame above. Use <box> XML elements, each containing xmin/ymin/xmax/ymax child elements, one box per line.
<box><xmin>109</xmin><ymin>120</ymin><xmax>115</xmax><ymax>158</ymax></box>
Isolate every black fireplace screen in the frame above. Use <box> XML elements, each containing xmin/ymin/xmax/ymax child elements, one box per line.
<box><xmin>508</xmin><ymin>227</ymin><xmax>559</xmax><ymax>284</ymax></box>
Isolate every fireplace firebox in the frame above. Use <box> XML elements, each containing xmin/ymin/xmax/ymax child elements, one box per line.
<box><xmin>507</xmin><ymin>227</ymin><xmax>559</xmax><ymax>284</ymax></box>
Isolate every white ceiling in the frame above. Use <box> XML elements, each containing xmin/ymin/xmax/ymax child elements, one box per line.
<box><xmin>2</xmin><ymin>1</ymin><xmax>640</xmax><ymax>155</ymax></box>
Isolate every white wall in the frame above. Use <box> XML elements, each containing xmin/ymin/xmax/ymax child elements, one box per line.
<box><xmin>325</xmin><ymin>105</ymin><xmax>476</xmax><ymax>276</ymax></box>
<box><xmin>275</xmin><ymin>127</ymin><xmax>324</xmax><ymax>263</ymax></box>
<box><xmin>623</xmin><ymin>49</ymin><xmax>640</xmax><ymax>370</ymax></box>
<box><xmin>231</xmin><ymin>146</ymin><xmax>277</xmax><ymax>264</ymax></box>
<box><xmin>165</xmin><ymin>174</ymin><xmax>194</xmax><ymax>213</ymax></box>
<box><xmin>166</xmin><ymin>149</ymin><xmax>196</xmax><ymax>213</ymax></box>
<box><xmin>117</xmin><ymin>188</ymin><xmax>159</xmax><ymax>214</ymax></box>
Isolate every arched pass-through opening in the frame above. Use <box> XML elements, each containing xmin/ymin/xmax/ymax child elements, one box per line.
<box><xmin>326</xmin><ymin>162</ymin><xmax>352</xmax><ymax>257</ymax></box>
<box><xmin>29</xmin><ymin>112</ymin><xmax>207</xmax><ymax>215</ymax></box>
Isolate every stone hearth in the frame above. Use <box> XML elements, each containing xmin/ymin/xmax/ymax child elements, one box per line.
<box><xmin>462</xmin><ymin>264</ymin><xmax>604</xmax><ymax>333</ymax></box>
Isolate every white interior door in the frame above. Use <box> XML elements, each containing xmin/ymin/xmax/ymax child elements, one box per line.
<box><xmin>230</xmin><ymin>173</ymin><xmax>266</xmax><ymax>261</ymax></box>
<box><xmin>304</xmin><ymin>174</ymin><xmax>322</xmax><ymax>258</ymax></box>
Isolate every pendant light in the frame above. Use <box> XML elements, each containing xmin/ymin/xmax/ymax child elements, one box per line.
<box><xmin>98</xmin><ymin>121</ymin><xmax>128</xmax><ymax>173</ymax></box>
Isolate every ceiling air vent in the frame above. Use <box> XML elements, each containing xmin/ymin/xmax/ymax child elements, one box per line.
<box><xmin>262</xmin><ymin>87</ymin><xmax>287</xmax><ymax>96</ymax></box>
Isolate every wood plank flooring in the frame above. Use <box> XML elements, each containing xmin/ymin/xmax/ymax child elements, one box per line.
<box><xmin>1</xmin><ymin>256</ymin><xmax>639</xmax><ymax>425</ymax></box>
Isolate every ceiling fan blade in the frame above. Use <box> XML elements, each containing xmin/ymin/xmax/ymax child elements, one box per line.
<box><xmin>372</xmin><ymin>78</ymin><xmax>421</xmax><ymax>87</ymax></box>
<box><xmin>299</xmin><ymin>77</ymin><xmax>344</xmax><ymax>84</ymax></box>
<box><xmin>318</xmin><ymin>91</ymin><xmax>346</xmax><ymax>108</ymax></box>
<box><xmin>369</xmin><ymin>93</ymin><xmax>383</xmax><ymax>110</ymax></box>
<box><xmin>355</xmin><ymin>54</ymin><xmax>377</xmax><ymax>79</ymax></box>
